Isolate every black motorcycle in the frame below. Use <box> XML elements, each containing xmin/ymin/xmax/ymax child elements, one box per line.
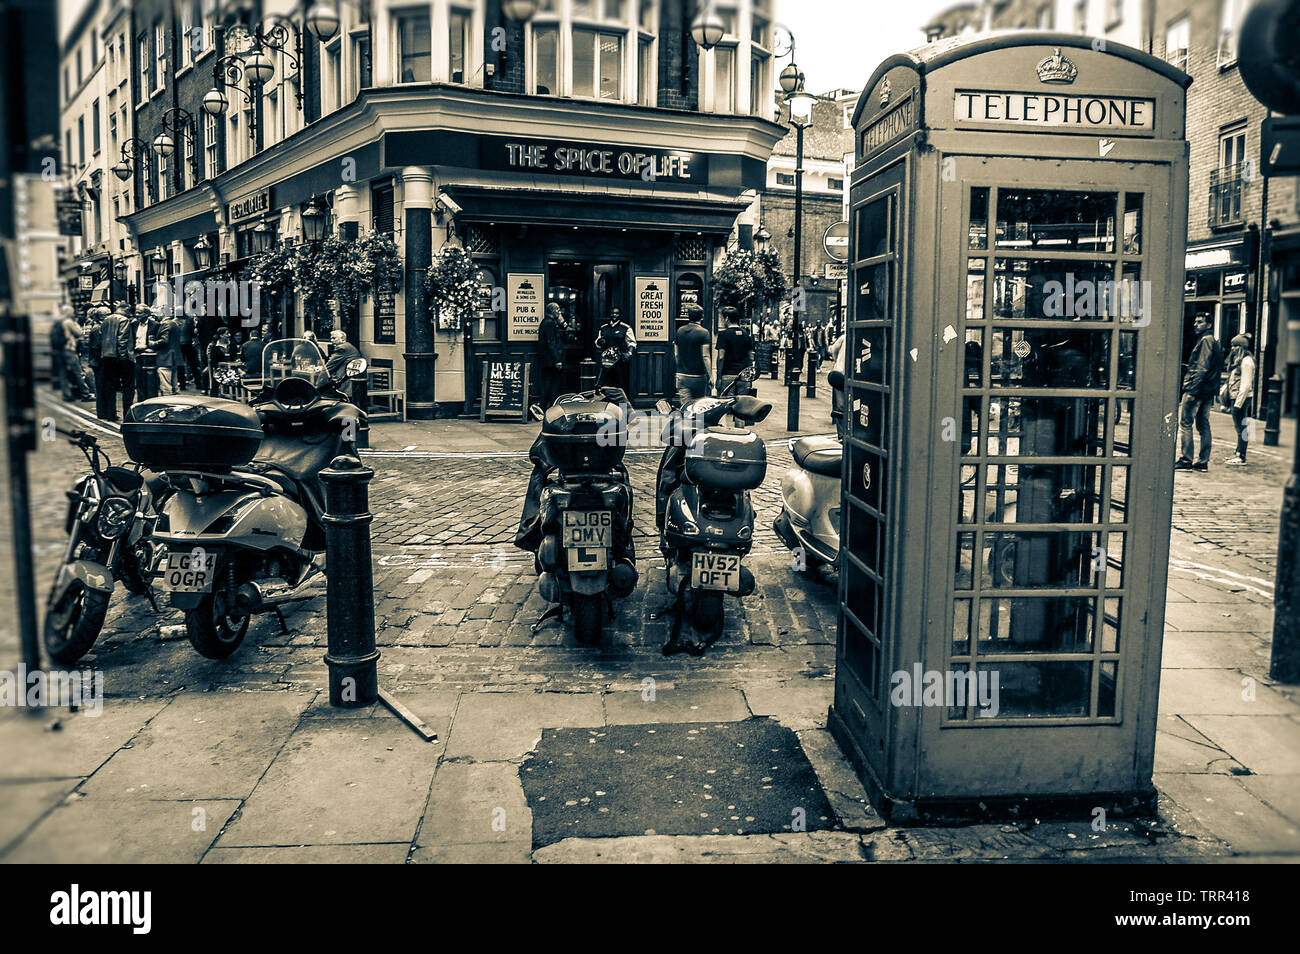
<box><xmin>44</xmin><ymin>428</ymin><xmax>163</xmax><ymax>665</ymax></box>
<box><xmin>515</xmin><ymin>388</ymin><xmax>638</xmax><ymax>644</ymax></box>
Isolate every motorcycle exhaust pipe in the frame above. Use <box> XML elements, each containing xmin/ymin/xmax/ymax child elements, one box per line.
<box><xmin>609</xmin><ymin>560</ymin><xmax>638</xmax><ymax>598</ymax></box>
<box><xmin>538</xmin><ymin>571</ymin><xmax>558</xmax><ymax>603</ymax></box>
<box><xmin>235</xmin><ymin>579</ymin><xmax>294</xmax><ymax>612</ymax></box>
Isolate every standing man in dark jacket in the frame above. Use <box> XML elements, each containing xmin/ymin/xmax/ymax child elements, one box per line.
<box><xmin>85</xmin><ymin>308</ymin><xmax>109</xmax><ymax>419</ymax></box>
<box><xmin>595</xmin><ymin>306</ymin><xmax>636</xmax><ymax>398</ymax></box>
<box><xmin>535</xmin><ymin>302</ymin><xmax>566</xmax><ymax>411</ymax></box>
<box><xmin>130</xmin><ymin>304</ymin><xmax>157</xmax><ymax>401</ymax></box>
<box><xmin>99</xmin><ymin>307</ymin><xmax>135</xmax><ymax>421</ymax></box>
<box><xmin>1175</xmin><ymin>312</ymin><xmax>1226</xmax><ymax>472</ymax></box>
<box><xmin>150</xmin><ymin>309</ymin><xmax>186</xmax><ymax>395</ymax></box>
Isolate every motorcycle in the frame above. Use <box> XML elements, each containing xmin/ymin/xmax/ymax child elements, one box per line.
<box><xmin>774</xmin><ymin>371</ymin><xmax>843</xmax><ymax>577</ymax></box>
<box><xmin>653</xmin><ymin>369</ymin><xmax>771</xmax><ymax>655</ymax></box>
<box><xmin>123</xmin><ymin>338</ymin><xmax>368</xmax><ymax>659</ymax></box>
<box><xmin>515</xmin><ymin>388</ymin><xmax>638</xmax><ymax>645</ymax></box>
<box><xmin>44</xmin><ymin>428</ymin><xmax>164</xmax><ymax>665</ymax></box>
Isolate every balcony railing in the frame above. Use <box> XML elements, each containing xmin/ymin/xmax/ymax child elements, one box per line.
<box><xmin>1209</xmin><ymin>163</ymin><xmax>1246</xmax><ymax>229</ymax></box>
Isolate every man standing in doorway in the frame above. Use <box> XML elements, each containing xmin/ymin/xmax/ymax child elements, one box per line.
<box><xmin>674</xmin><ymin>304</ymin><xmax>712</xmax><ymax>406</ymax></box>
<box><xmin>1175</xmin><ymin>312</ymin><xmax>1226</xmax><ymax>472</ymax></box>
<box><xmin>595</xmin><ymin>306</ymin><xmax>636</xmax><ymax>398</ymax></box>
<box><xmin>536</xmin><ymin>302</ymin><xmax>567</xmax><ymax>411</ymax></box>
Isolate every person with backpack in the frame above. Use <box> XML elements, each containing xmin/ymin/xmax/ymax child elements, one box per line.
<box><xmin>1175</xmin><ymin>312</ymin><xmax>1226</xmax><ymax>472</ymax></box>
<box><xmin>1221</xmin><ymin>334</ymin><xmax>1257</xmax><ymax>466</ymax></box>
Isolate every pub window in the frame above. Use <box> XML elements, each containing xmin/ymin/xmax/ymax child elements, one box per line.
<box><xmin>204</xmin><ymin>112</ymin><xmax>219</xmax><ymax>180</ymax></box>
<box><xmin>776</xmin><ymin>172</ymin><xmax>795</xmax><ymax>186</ymax></box>
<box><xmin>371</xmin><ymin>181</ymin><xmax>395</xmax><ymax>235</ymax></box>
<box><xmin>137</xmin><ymin>33</ymin><xmax>149</xmax><ymax>103</ymax></box>
<box><xmin>91</xmin><ymin>99</ymin><xmax>100</xmax><ymax>155</ymax></box>
<box><xmin>713</xmin><ymin>44</ymin><xmax>737</xmax><ymax>113</ymax></box>
<box><xmin>395</xmin><ymin>9</ymin><xmax>432</xmax><ymax>83</ymax></box>
<box><xmin>532</xmin><ymin>24</ymin><xmax>558</xmax><ymax>94</ymax></box>
<box><xmin>449</xmin><ymin>7</ymin><xmax>471</xmax><ymax>84</ymax></box>
<box><xmin>1164</xmin><ymin>15</ymin><xmax>1189</xmax><ymax>73</ymax></box>
<box><xmin>155</xmin><ymin>21</ymin><xmax>166</xmax><ymax>91</ymax></box>
<box><xmin>638</xmin><ymin>35</ymin><xmax>656</xmax><ymax>106</ymax></box>
<box><xmin>1218</xmin><ymin>0</ymin><xmax>1245</xmax><ymax>68</ymax></box>
<box><xmin>573</xmin><ymin>29</ymin><xmax>623</xmax><ymax>100</ymax></box>
<box><xmin>157</xmin><ymin>152</ymin><xmax>169</xmax><ymax>202</ymax></box>
<box><xmin>750</xmin><ymin>52</ymin><xmax>769</xmax><ymax>116</ymax></box>
<box><xmin>828</xmin><ymin>177</ymin><xmax>844</xmax><ymax>191</ymax></box>
<box><xmin>354</xmin><ymin>33</ymin><xmax>372</xmax><ymax>91</ymax></box>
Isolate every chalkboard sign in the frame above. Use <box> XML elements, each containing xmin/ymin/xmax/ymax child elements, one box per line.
<box><xmin>480</xmin><ymin>358</ymin><xmax>529</xmax><ymax>422</ymax></box>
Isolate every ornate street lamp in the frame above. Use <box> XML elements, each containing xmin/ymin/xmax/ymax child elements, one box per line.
<box><xmin>193</xmin><ymin>235</ymin><xmax>214</xmax><ymax>271</ymax></box>
<box><xmin>690</xmin><ymin>7</ymin><xmax>726</xmax><ymax>51</ymax></box>
<box><xmin>305</xmin><ymin>3</ymin><xmax>341</xmax><ymax>42</ymax></box>
<box><xmin>242</xmin><ymin>49</ymin><xmax>276</xmax><ymax>87</ymax></box>
<box><xmin>113</xmin><ymin>138</ymin><xmax>155</xmax><ymax>202</ymax></box>
<box><xmin>152</xmin><ymin>132</ymin><xmax>175</xmax><ymax>158</ymax></box>
<box><xmin>301</xmin><ymin>198</ymin><xmax>327</xmax><ymax>244</ymax></box>
<box><xmin>152</xmin><ymin>107</ymin><xmax>199</xmax><ymax>188</ymax></box>
<box><xmin>756</xmin><ymin>225</ymin><xmax>772</xmax><ymax>245</ymax></box>
<box><xmin>202</xmin><ymin>86</ymin><xmax>229</xmax><ymax>116</ymax></box>
<box><xmin>251</xmin><ymin>220</ymin><xmax>275</xmax><ymax>254</ymax></box>
<box><xmin>145</xmin><ymin>246</ymin><xmax>167</xmax><ymax>283</ymax></box>
<box><xmin>779</xmin><ymin>62</ymin><xmax>803</xmax><ymax>95</ymax></box>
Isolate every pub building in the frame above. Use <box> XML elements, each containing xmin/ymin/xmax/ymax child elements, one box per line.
<box><xmin>119</xmin><ymin>0</ymin><xmax>785</xmax><ymax>416</ymax></box>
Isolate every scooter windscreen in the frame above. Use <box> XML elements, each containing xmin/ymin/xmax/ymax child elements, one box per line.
<box><xmin>261</xmin><ymin>338</ymin><xmax>331</xmax><ymax>393</ymax></box>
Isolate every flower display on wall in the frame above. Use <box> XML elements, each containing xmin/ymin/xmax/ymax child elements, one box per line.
<box><xmin>422</xmin><ymin>245</ymin><xmax>479</xmax><ymax>332</ymax></box>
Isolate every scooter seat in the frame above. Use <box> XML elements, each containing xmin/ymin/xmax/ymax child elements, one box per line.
<box><xmin>791</xmin><ymin>436</ymin><xmax>843</xmax><ymax>478</ymax></box>
<box><xmin>252</xmin><ymin>434</ymin><xmax>341</xmax><ymax>488</ymax></box>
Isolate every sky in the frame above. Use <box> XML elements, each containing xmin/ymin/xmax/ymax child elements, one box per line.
<box><xmin>774</xmin><ymin>0</ymin><xmax>956</xmax><ymax>96</ymax></box>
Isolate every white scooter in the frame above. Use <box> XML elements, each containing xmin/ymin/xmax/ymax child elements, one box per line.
<box><xmin>773</xmin><ymin>370</ymin><xmax>843</xmax><ymax>576</ymax></box>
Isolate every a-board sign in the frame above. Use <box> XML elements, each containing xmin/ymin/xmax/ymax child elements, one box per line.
<box><xmin>480</xmin><ymin>358</ymin><xmax>529</xmax><ymax>422</ymax></box>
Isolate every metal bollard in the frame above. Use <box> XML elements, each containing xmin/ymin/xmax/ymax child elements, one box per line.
<box><xmin>579</xmin><ymin>358</ymin><xmax>598</xmax><ymax>392</ymax></box>
<box><xmin>320</xmin><ymin>456</ymin><xmax>380</xmax><ymax>707</ymax></box>
<box><xmin>138</xmin><ymin>349</ymin><xmax>159</xmax><ymax>400</ymax></box>
<box><xmin>1264</xmin><ymin>375</ymin><xmax>1282</xmax><ymax>447</ymax></box>
<box><xmin>806</xmin><ymin>351</ymin><xmax>818</xmax><ymax>399</ymax></box>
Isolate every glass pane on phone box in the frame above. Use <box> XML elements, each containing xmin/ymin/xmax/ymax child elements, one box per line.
<box><xmin>964</xmin><ymin>328</ymin><xmax>984</xmax><ymax>386</ymax></box>
<box><xmin>1102</xmin><ymin>597</ymin><xmax>1121</xmax><ymax>652</ymax></box>
<box><xmin>952</xmin><ymin>599</ymin><xmax>972</xmax><ymax>656</ymax></box>
<box><xmin>990</xmin><ymin>328</ymin><xmax>1112</xmax><ymax>388</ymax></box>
<box><xmin>856</xmin><ymin>195</ymin><xmax>892</xmax><ymax>260</ymax></box>
<box><xmin>995</xmin><ymin>188</ymin><xmax>1117</xmax><ymax>252</ymax></box>
<box><xmin>855</xmin><ymin>262</ymin><xmax>890</xmax><ymax>321</ymax></box>
<box><xmin>1105</xmin><ymin>532</ymin><xmax>1126</xmax><ymax>588</ymax></box>
<box><xmin>987</xmin><ymin>660</ymin><xmax>1094</xmax><ymax>718</ymax></box>
<box><xmin>985</xmin><ymin>397</ymin><xmax>1108</xmax><ymax>456</ymax></box>
<box><xmin>993</xmin><ymin>259</ymin><xmax>1114</xmax><ymax>320</ymax></box>
<box><xmin>984</xmin><ymin>464</ymin><xmax>1103</xmax><ymax>524</ymax></box>
<box><xmin>1113</xmin><ymin>399</ymin><xmax>1133</xmax><ymax>455</ymax></box>
<box><xmin>982</xmin><ymin>531</ymin><xmax>1102</xmax><ymax>588</ymax></box>
<box><xmin>961</xmin><ymin>397</ymin><xmax>982</xmax><ymax>455</ymax></box>
<box><xmin>1118</xmin><ymin>263</ymin><xmax>1147</xmax><ymax>324</ymax></box>
<box><xmin>1110</xmin><ymin>466</ymin><xmax>1128</xmax><ymax>522</ymax></box>
<box><xmin>966</xmin><ymin>259</ymin><xmax>986</xmax><ymax>323</ymax></box>
<box><xmin>852</xmin><ymin>389</ymin><xmax>885</xmax><ymax>447</ymax></box>
<box><xmin>978</xmin><ymin>597</ymin><xmax>1096</xmax><ymax>653</ymax></box>
<box><xmin>1099</xmin><ymin>661</ymin><xmax>1118</xmax><ymax>717</ymax></box>
<box><xmin>1122</xmin><ymin>194</ymin><xmax>1143</xmax><ymax>254</ymax></box>
<box><xmin>956</xmin><ymin>531</ymin><xmax>974</xmax><ymax>589</ymax></box>
<box><xmin>1118</xmin><ymin>332</ymin><xmax>1138</xmax><ymax>390</ymax></box>
<box><xmin>969</xmin><ymin>187</ymin><xmax>989</xmax><ymax>249</ymax></box>
<box><xmin>959</xmin><ymin>465</ymin><xmax>978</xmax><ymax>523</ymax></box>
<box><xmin>852</xmin><ymin>326</ymin><xmax>887</xmax><ymax>383</ymax></box>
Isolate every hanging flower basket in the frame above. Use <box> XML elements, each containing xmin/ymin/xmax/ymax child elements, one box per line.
<box><xmin>714</xmin><ymin>246</ymin><xmax>788</xmax><ymax>317</ymax></box>
<box><xmin>422</xmin><ymin>245</ymin><xmax>478</xmax><ymax>332</ymax></box>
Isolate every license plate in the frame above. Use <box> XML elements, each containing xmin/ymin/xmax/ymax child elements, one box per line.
<box><xmin>567</xmin><ymin>546</ymin><xmax>608</xmax><ymax>572</ymax></box>
<box><xmin>159</xmin><ymin>549</ymin><xmax>217</xmax><ymax>593</ymax></box>
<box><xmin>691</xmin><ymin>552</ymin><xmax>741</xmax><ymax>591</ymax></box>
<box><xmin>563</xmin><ymin>511</ymin><xmax>612</xmax><ymax>548</ymax></box>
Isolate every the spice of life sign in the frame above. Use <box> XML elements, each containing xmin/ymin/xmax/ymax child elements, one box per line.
<box><xmin>954</xmin><ymin>90</ymin><xmax>1155</xmax><ymax>131</ymax></box>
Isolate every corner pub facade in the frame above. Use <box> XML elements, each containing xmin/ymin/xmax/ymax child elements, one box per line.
<box><xmin>122</xmin><ymin>0</ymin><xmax>785</xmax><ymax>416</ymax></box>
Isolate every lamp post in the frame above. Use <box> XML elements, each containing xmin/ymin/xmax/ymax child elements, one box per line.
<box><xmin>786</xmin><ymin>81</ymin><xmax>815</xmax><ymax>431</ymax></box>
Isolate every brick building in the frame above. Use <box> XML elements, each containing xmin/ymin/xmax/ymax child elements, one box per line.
<box><xmin>94</xmin><ymin>0</ymin><xmax>785</xmax><ymax>416</ymax></box>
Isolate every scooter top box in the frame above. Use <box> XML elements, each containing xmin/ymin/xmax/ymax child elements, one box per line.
<box><xmin>541</xmin><ymin>392</ymin><xmax>627</xmax><ymax>472</ymax></box>
<box><xmin>685</xmin><ymin>426</ymin><xmax>767</xmax><ymax>491</ymax></box>
<box><xmin>123</xmin><ymin>395</ymin><xmax>264</xmax><ymax>471</ymax></box>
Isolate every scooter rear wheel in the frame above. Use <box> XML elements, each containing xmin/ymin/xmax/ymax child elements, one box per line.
<box><xmin>186</xmin><ymin>589</ymin><xmax>251</xmax><ymax>659</ymax></box>
<box><xmin>571</xmin><ymin>593</ymin><xmax>603</xmax><ymax>645</ymax></box>
<box><xmin>688</xmin><ymin>589</ymin><xmax>724</xmax><ymax>634</ymax></box>
<box><xmin>43</xmin><ymin>580</ymin><xmax>110</xmax><ymax>665</ymax></box>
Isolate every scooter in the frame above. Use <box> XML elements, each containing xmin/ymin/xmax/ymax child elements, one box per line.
<box><xmin>654</xmin><ymin>369</ymin><xmax>771</xmax><ymax>655</ymax></box>
<box><xmin>44</xmin><ymin>428</ymin><xmax>164</xmax><ymax>665</ymax></box>
<box><xmin>124</xmin><ymin>338</ymin><xmax>368</xmax><ymax>659</ymax></box>
<box><xmin>515</xmin><ymin>388</ymin><xmax>638</xmax><ymax>644</ymax></box>
<box><xmin>775</xmin><ymin>369</ymin><xmax>843</xmax><ymax>577</ymax></box>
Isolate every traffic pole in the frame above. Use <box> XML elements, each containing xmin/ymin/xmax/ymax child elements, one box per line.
<box><xmin>1</xmin><ymin>293</ymin><xmax>41</xmax><ymax>674</ymax></box>
<box><xmin>321</xmin><ymin>456</ymin><xmax>380</xmax><ymax>707</ymax></box>
<box><xmin>1270</xmin><ymin>423</ymin><xmax>1300</xmax><ymax>683</ymax></box>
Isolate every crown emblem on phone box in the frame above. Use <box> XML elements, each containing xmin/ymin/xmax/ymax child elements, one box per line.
<box><xmin>1037</xmin><ymin>48</ymin><xmax>1078</xmax><ymax>84</ymax></box>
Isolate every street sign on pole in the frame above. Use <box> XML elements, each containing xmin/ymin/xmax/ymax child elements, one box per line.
<box><xmin>823</xmin><ymin>221</ymin><xmax>849</xmax><ymax>263</ymax></box>
<box><xmin>1262</xmin><ymin>116</ymin><xmax>1300</xmax><ymax>177</ymax></box>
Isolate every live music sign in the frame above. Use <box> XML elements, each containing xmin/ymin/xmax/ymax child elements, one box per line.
<box><xmin>955</xmin><ymin>90</ymin><xmax>1155</xmax><ymax>132</ymax></box>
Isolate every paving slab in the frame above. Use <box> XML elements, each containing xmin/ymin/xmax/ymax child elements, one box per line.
<box><xmin>1181</xmin><ymin>715</ymin><xmax>1300</xmax><ymax>775</ymax></box>
<box><xmin>1154</xmin><ymin>716</ymin><xmax>1245</xmax><ymax>774</ymax></box>
<box><xmin>902</xmin><ymin>824</ymin><xmax>1062</xmax><ymax>861</ymax></box>
<box><xmin>442</xmin><ymin>691</ymin><xmax>604</xmax><ymax>761</ymax></box>
<box><xmin>795</xmin><ymin>728</ymin><xmax>884</xmax><ymax>832</ymax></box>
<box><xmin>743</xmin><ymin>683</ymin><xmax>834</xmax><ymax>731</ymax></box>
<box><xmin>79</xmin><ymin>690</ymin><xmax>311</xmax><ymax>800</ymax></box>
<box><xmin>533</xmin><ymin>831</ymin><xmax>868</xmax><ymax>863</ymax></box>
<box><xmin>0</xmin><ymin>780</ymin><xmax>80</xmax><ymax>855</ymax></box>
<box><xmin>414</xmin><ymin>761</ymin><xmax>532</xmax><ymax>850</ymax></box>
<box><xmin>202</xmin><ymin>844</ymin><xmax>410</xmax><ymax>864</ymax></box>
<box><xmin>216</xmin><ymin>721</ymin><xmax>438</xmax><ymax>847</ymax></box>
<box><xmin>1160</xmin><ymin>632</ymin><xmax>1274</xmax><ymax>670</ymax></box>
<box><xmin>602</xmin><ymin>687</ymin><xmax>750</xmax><ymax>725</ymax></box>
<box><xmin>1238</xmin><ymin>775</ymin><xmax>1300</xmax><ymax>827</ymax></box>
<box><xmin>1155</xmin><ymin>773</ymin><xmax>1300</xmax><ymax>855</ymax></box>
<box><xmin>409</xmin><ymin>841</ymin><xmax>534</xmax><ymax>863</ymax></box>
<box><xmin>1157</xmin><ymin>668</ymin><xmax>1300</xmax><ymax>717</ymax></box>
<box><xmin>0</xmin><ymin>701</ymin><xmax>170</xmax><ymax>782</ymax></box>
<box><xmin>1161</xmin><ymin>602</ymin><xmax>1273</xmax><ymax>633</ymax></box>
<box><xmin>3</xmin><ymin>796</ymin><xmax>240</xmax><ymax>864</ymax></box>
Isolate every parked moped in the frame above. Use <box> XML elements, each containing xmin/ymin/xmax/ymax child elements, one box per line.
<box><xmin>653</xmin><ymin>369</ymin><xmax>771</xmax><ymax>654</ymax></box>
<box><xmin>124</xmin><ymin>338</ymin><xmax>367</xmax><ymax>659</ymax></box>
<box><xmin>515</xmin><ymin>388</ymin><xmax>638</xmax><ymax>645</ymax></box>
<box><xmin>44</xmin><ymin>428</ymin><xmax>164</xmax><ymax>665</ymax></box>
<box><xmin>775</xmin><ymin>369</ymin><xmax>843</xmax><ymax>577</ymax></box>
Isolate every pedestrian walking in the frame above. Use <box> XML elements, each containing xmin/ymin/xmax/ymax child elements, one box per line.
<box><xmin>1221</xmin><ymin>334</ymin><xmax>1256</xmax><ymax>466</ymax></box>
<box><xmin>830</xmin><ymin>329</ymin><xmax>847</xmax><ymax>440</ymax></box>
<box><xmin>58</xmin><ymin>307</ymin><xmax>91</xmax><ymax>401</ymax></box>
<box><xmin>130</xmin><ymin>304</ymin><xmax>157</xmax><ymax>401</ymax></box>
<box><xmin>150</xmin><ymin>308</ymin><xmax>186</xmax><ymax>396</ymax></box>
<box><xmin>179</xmin><ymin>313</ymin><xmax>202</xmax><ymax>391</ymax></box>
<box><xmin>595</xmin><ymin>306</ymin><xmax>636</xmax><ymax>397</ymax></box>
<box><xmin>535</xmin><ymin>302</ymin><xmax>566</xmax><ymax>412</ymax></box>
<box><xmin>674</xmin><ymin>304</ymin><xmax>712</xmax><ymax>406</ymax></box>
<box><xmin>49</xmin><ymin>305</ymin><xmax>69</xmax><ymax>394</ymax></box>
<box><xmin>85</xmin><ymin>308</ymin><xmax>110</xmax><ymax>420</ymax></box>
<box><xmin>715</xmin><ymin>306</ymin><xmax>755</xmax><ymax>395</ymax></box>
<box><xmin>1175</xmin><ymin>312</ymin><xmax>1226</xmax><ymax>472</ymax></box>
<box><xmin>98</xmin><ymin>306</ymin><xmax>135</xmax><ymax>421</ymax></box>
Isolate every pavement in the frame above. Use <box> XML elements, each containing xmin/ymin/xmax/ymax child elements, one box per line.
<box><xmin>0</xmin><ymin>371</ymin><xmax>1297</xmax><ymax>864</ymax></box>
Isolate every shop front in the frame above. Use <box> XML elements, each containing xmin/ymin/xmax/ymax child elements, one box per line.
<box><xmin>1182</xmin><ymin>234</ymin><xmax>1259</xmax><ymax>395</ymax></box>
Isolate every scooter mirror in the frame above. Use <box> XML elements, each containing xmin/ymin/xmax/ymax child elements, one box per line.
<box><xmin>345</xmin><ymin>357</ymin><xmax>368</xmax><ymax>380</ymax></box>
<box><xmin>529</xmin><ymin>404</ymin><xmax>546</xmax><ymax>422</ymax></box>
